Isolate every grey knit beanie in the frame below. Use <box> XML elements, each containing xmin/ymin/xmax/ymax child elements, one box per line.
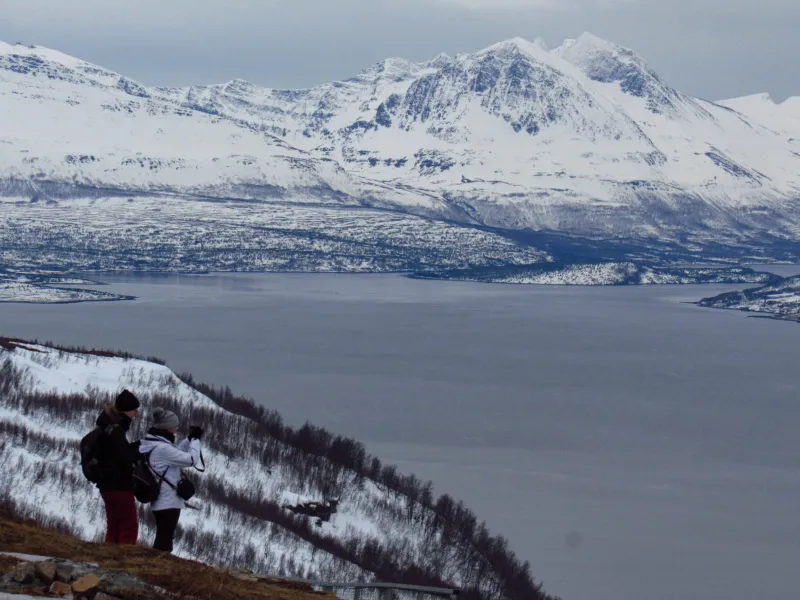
<box><xmin>152</xmin><ymin>407</ymin><xmax>179</xmax><ymax>430</ymax></box>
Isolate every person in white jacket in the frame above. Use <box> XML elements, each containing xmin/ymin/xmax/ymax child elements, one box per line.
<box><xmin>138</xmin><ymin>407</ymin><xmax>203</xmax><ymax>553</ymax></box>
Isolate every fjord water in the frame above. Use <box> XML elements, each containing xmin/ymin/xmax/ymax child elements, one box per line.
<box><xmin>1</xmin><ymin>273</ymin><xmax>799</xmax><ymax>600</ymax></box>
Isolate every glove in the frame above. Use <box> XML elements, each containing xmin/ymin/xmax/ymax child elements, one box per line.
<box><xmin>188</xmin><ymin>426</ymin><xmax>204</xmax><ymax>441</ymax></box>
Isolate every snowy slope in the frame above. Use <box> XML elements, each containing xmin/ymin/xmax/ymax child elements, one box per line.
<box><xmin>154</xmin><ymin>33</ymin><xmax>800</xmax><ymax>242</ymax></box>
<box><xmin>0</xmin><ymin>342</ymin><xmax>549</xmax><ymax>600</ymax></box>
<box><xmin>0</xmin><ymin>41</ymin><xmax>428</xmax><ymax>210</ymax></box>
<box><xmin>718</xmin><ymin>93</ymin><xmax>800</xmax><ymax>141</ymax></box>
<box><xmin>2</xmin><ymin>34</ymin><xmax>800</xmax><ymax>254</ymax></box>
<box><xmin>0</xmin><ymin>344</ymin><xmax>412</xmax><ymax>580</ymax></box>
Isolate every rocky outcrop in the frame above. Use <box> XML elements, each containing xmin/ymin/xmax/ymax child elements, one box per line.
<box><xmin>1</xmin><ymin>556</ymin><xmax>146</xmax><ymax>599</ymax></box>
<box><xmin>0</xmin><ymin>509</ymin><xmax>332</xmax><ymax>600</ymax></box>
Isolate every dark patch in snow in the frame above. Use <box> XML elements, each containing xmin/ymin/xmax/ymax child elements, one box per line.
<box><xmin>705</xmin><ymin>151</ymin><xmax>761</xmax><ymax>180</ymax></box>
<box><xmin>414</xmin><ymin>150</ymin><xmax>455</xmax><ymax>174</ymax></box>
<box><xmin>116</xmin><ymin>77</ymin><xmax>149</xmax><ymax>98</ymax></box>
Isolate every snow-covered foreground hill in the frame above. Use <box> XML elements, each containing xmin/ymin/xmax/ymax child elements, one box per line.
<box><xmin>1</xmin><ymin>34</ymin><xmax>799</xmax><ymax>267</ymax></box>
<box><xmin>0</xmin><ymin>339</ymin><xmax>556</xmax><ymax>600</ymax></box>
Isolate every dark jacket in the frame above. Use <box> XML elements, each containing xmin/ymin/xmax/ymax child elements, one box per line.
<box><xmin>95</xmin><ymin>404</ymin><xmax>140</xmax><ymax>492</ymax></box>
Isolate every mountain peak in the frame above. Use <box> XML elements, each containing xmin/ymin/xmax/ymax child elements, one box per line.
<box><xmin>533</xmin><ymin>36</ymin><xmax>549</xmax><ymax>51</ymax></box>
<box><xmin>555</xmin><ymin>32</ymin><xmax>639</xmax><ymax>63</ymax></box>
<box><xmin>722</xmin><ymin>93</ymin><xmax>800</xmax><ymax>111</ymax></box>
<box><xmin>356</xmin><ymin>56</ymin><xmax>422</xmax><ymax>83</ymax></box>
<box><xmin>552</xmin><ymin>32</ymin><xmax>616</xmax><ymax>56</ymax></box>
<box><xmin>0</xmin><ymin>40</ymin><xmax>86</xmax><ymax>70</ymax></box>
<box><xmin>424</xmin><ymin>52</ymin><xmax>454</xmax><ymax>69</ymax></box>
<box><xmin>725</xmin><ymin>92</ymin><xmax>775</xmax><ymax>105</ymax></box>
<box><xmin>484</xmin><ymin>37</ymin><xmax>542</xmax><ymax>54</ymax></box>
<box><xmin>474</xmin><ymin>37</ymin><xmax>560</xmax><ymax>68</ymax></box>
<box><xmin>555</xmin><ymin>32</ymin><xmax>684</xmax><ymax>114</ymax></box>
<box><xmin>575</xmin><ymin>31</ymin><xmax>618</xmax><ymax>50</ymax></box>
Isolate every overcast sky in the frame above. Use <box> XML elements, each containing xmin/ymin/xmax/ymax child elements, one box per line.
<box><xmin>1</xmin><ymin>0</ymin><xmax>798</xmax><ymax>101</ymax></box>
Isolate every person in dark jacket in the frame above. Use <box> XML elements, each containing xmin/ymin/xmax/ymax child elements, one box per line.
<box><xmin>95</xmin><ymin>389</ymin><xmax>141</xmax><ymax>545</ymax></box>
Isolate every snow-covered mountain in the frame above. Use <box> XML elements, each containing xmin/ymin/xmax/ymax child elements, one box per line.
<box><xmin>0</xmin><ymin>338</ymin><xmax>555</xmax><ymax>600</ymax></box>
<box><xmin>1</xmin><ymin>34</ymin><xmax>799</xmax><ymax>259</ymax></box>
<box><xmin>719</xmin><ymin>93</ymin><xmax>800</xmax><ymax>141</ymax></box>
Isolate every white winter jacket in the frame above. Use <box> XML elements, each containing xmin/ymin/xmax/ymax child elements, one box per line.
<box><xmin>139</xmin><ymin>433</ymin><xmax>202</xmax><ymax>511</ymax></box>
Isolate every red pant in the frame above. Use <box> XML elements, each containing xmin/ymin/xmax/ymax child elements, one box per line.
<box><xmin>100</xmin><ymin>490</ymin><xmax>138</xmax><ymax>545</ymax></box>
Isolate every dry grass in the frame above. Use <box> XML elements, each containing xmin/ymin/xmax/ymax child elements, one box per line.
<box><xmin>0</xmin><ymin>508</ymin><xmax>331</xmax><ymax>600</ymax></box>
<box><xmin>0</xmin><ymin>553</ymin><xmax>22</xmax><ymax>572</ymax></box>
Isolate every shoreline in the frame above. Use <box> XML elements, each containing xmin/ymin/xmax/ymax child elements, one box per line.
<box><xmin>1</xmin><ymin>262</ymin><xmax>798</xmax><ymax>305</ymax></box>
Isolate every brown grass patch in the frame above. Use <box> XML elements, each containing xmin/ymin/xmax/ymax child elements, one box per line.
<box><xmin>0</xmin><ymin>553</ymin><xmax>23</xmax><ymax>573</ymax></box>
<box><xmin>0</xmin><ymin>507</ymin><xmax>331</xmax><ymax>600</ymax></box>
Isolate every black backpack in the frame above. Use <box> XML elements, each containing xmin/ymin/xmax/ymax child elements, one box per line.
<box><xmin>79</xmin><ymin>425</ymin><xmax>117</xmax><ymax>483</ymax></box>
<box><xmin>132</xmin><ymin>440</ymin><xmax>206</xmax><ymax>504</ymax></box>
<box><xmin>132</xmin><ymin>451</ymin><xmax>167</xmax><ymax>504</ymax></box>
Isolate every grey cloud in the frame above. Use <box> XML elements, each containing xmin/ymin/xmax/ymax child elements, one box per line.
<box><xmin>0</xmin><ymin>0</ymin><xmax>797</xmax><ymax>100</ymax></box>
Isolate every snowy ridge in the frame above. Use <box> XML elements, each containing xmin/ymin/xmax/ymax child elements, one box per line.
<box><xmin>698</xmin><ymin>275</ymin><xmax>800</xmax><ymax>319</ymax></box>
<box><xmin>718</xmin><ymin>93</ymin><xmax>800</xmax><ymax>141</ymax></box>
<box><xmin>0</xmin><ymin>342</ymin><xmax>554</xmax><ymax>600</ymax></box>
<box><xmin>0</xmin><ymin>282</ymin><xmax>122</xmax><ymax>303</ymax></box>
<box><xmin>0</xmin><ymin>271</ymin><xmax>128</xmax><ymax>303</ymax></box>
<box><xmin>1</xmin><ymin>35</ymin><xmax>799</xmax><ymax>259</ymax></box>
<box><xmin>0</xmin><ymin>345</ymin><xmax>411</xmax><ymax>578</ymax></box>
<box><xmin>414</xmin><ymin>263</ymin><xmax>780</xmax><ymax>286</ymax></box>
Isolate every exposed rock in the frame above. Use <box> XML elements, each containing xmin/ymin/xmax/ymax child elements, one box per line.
<box><xmin>34</xmin><ymin>560</ymin><xmax>58</xmax><ymax>584</ymax></box>
<box><xmin>49</xmin><ymin>580</ymin><xmax>74</xmax><ymax>596</ymax></box>
<box><xmin>56</xmin><ymin>563</ymin><xmax>77</xmax><ymax>582</ymax></box>
<box><xmin>10</xmin><ymin>561</ymin><xmax>35</xmax><ymax>584</ymax></box>
<box><xmin>226</xmin><ymin>568</ymin><xmax>258</xmax><ymax>582</ymax></box>
<box><xmin>0</xmin><ymin>555</ymin><xmax>150</xmax><ymax>598</ymax></box>
<box><xmin>71</xmin><ymin>573</ymin><xmax>100</xmax><ymax>595</ymax></box>
<box><xmin>95</xmin><ymin>570</ymin><xmax>151</xmax><ymax>595</ymax></box>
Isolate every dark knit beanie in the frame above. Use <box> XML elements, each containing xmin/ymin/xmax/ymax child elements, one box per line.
<box><xmin>115</xmin><ymin>389</ymin><xmax>141</xmax><ymax>412</ymax></box>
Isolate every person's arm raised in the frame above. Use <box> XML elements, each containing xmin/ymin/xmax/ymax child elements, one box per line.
<box><xmin>162</xmin><ymin>438</ymin><xmax>201</xmax><ymax>468</ymax></box>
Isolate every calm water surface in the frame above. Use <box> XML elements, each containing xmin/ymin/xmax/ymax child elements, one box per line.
<box><xmin>1</xmin><ymin>273</ymin><xmax>799</xmax><ymax>600</ymax></box>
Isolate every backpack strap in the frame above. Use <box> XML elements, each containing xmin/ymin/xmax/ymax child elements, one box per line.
<box><xmin>192</xmin><ymin>450</ymin><xmax>206</xmax><ymax>473</ymax></box>
<box><xmin>143</xmin><ymin>436</ymin><xmax>204</xmax><ymax>502</ymax></box>
<box><xmin>143</xmin><ymin>449</ymin><xmax>176</xmax><ymax>491</ymax></box>
<box><xmin>144</xmin><ymin>448</ymin><xmax>196</xmax><ymax>509</ymax></box>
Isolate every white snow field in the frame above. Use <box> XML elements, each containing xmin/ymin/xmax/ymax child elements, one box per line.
<box><xmin>1</xmin><ymin>34</ymin><xmax>799</xmax><ymax>256</ymax></box>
